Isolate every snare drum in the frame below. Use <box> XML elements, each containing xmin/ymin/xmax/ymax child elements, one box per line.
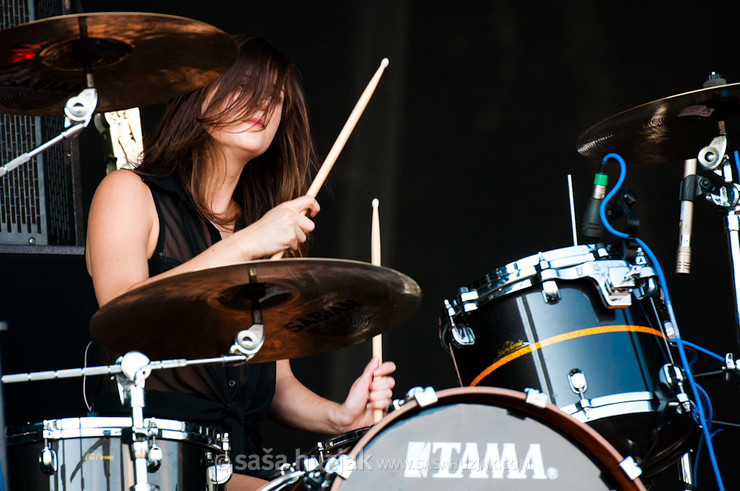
<box><xmin>440</xmin><ymin>244</ymin><xmax>698</xmax><ymax>475</ymax></box>
<box><xmin>7</xmin><ymin>416</ymin><xmax>230</xmax><ymax>490</ymax></box>
<box><xmin>331</xmin><ymin>387</ymin><xmax>645</xmax><ymax>490</ymax></box>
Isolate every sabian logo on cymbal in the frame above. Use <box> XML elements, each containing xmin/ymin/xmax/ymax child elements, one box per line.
<box><xmin>282</xmin><ymin>300</ymin><xmax>361</xmax><ymax>333</ymax></box>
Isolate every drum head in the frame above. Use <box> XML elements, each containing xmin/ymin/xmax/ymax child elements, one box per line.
<box><xmin>332</xmin><ymin>387</ymin><xmax>645</xmax><ymax>490</ymax></box>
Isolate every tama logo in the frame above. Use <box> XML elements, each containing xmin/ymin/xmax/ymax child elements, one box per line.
<box><xmin>404</xmin><ymin>441</ymin><xmax>558</xmax><ymax>480</ymax></box>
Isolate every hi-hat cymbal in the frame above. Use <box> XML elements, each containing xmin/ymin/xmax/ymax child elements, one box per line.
<box><xmin>89</xmin><ymin>258</ymin><xmax>422</xmax><ymax>361</ymax></box>
<box><xmin>577</xmin><ymin>82</ymin><xmax>740</xmax><ymax>164</ymax></box>
<box><xmin>0</xmin><ymin>12</ymin><xmax>236</xmax><ymax>116</ymax></box>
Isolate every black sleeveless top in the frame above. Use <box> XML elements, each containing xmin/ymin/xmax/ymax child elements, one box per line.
<box><xmin>95</xmin><ymin>173</ymin><xmax>276</xmax><ymax>475</ymax></box>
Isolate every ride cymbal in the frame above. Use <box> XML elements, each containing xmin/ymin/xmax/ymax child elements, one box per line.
<box><xmin>577</xmin><ymin>82</ymin><xmax>740</xmax><ymax>164</ymax></box>
<box><xmin>89</xmin><ymin>258</ymin><xmax>422</xmax><ymax>361</ymax></box>
<box><xmin>0</xmin><ymin>12</ymin><xmax>236</xmax><ymax>115</ymax></box>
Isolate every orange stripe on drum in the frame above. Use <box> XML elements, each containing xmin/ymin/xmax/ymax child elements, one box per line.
<box><xmin>469</xmin><ymin>325</ymin><xmax>668</xmax><ymax>387</ymax></box>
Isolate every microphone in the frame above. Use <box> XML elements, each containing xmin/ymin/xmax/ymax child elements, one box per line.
<box><xmin>581</xmin><ymin>163</ymin><xmax>608</xmax><ymax>239</ymax></box>
<box><xmin>676</xmin><ymin>158</ymin><xmax>698</xmax><ymax>274</ymax></box>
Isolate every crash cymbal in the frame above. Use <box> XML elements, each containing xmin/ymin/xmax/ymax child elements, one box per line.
<box><xmin>89</xmin><ymin>258</ymin><xmax>422</xmax><ymax>361</ymax></box>
<box><xmin>0</xmin><ymin>12</ymin><xmax>236</xmax><ymax>116</ymax></box>
<box><xmin>577</xmin><ymin>82</ymin><xmax>740</xmax><ymax>164</ymax></box>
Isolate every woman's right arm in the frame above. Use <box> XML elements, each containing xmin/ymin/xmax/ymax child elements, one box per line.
<box><xmin>85</xmin><ymin>169</ymin><xmax>320</xmax><ymax>307</ymax></box>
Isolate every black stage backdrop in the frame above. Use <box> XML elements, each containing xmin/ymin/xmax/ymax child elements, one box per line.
<box><xmin>3</xmin><ymin>1</ymin><xmax>740</xmax><ymax>488</ymax></box>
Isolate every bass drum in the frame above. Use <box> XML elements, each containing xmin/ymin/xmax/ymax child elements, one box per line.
<box><xmin>6</xmin><ymin>416</ymin><xmax>228</xmax><ymax>490</ymax></box>
<box><xmin>332</xmin><ymin>387</ymin><xmax>645</xmax><ymax>490</ymax></box>
<box><xmin>439</xmin><ymin>244</ymin><xmax>698</xmax><ymax>475</ymax></box>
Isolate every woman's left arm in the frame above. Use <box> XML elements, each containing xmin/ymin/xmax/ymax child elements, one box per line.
<box><xmin>269</xmin><ymin>358</ymin><xmax>396</xmax><ymax>435</ymax></box>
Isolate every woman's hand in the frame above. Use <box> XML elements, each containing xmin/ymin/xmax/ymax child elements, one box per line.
<box><xmin>229</xmin><ymin>195</ymin><xmax>320</xmax><ymax>260</ymax></box>
<box><xmin>336</xmin><ymin>357</ymin><xmax>396</xmax><ymax>431</ymax></box>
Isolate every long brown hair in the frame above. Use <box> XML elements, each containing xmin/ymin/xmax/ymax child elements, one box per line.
<box><xmin>138</xmin><ymin>35</ymin><xmax>318</xmax><ymax>254</ymax></box>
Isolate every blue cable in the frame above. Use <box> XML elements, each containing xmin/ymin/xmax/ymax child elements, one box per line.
<box><xmin>693</xmin><ymin>426</ymin><xmax>724</xmax><ymax>487</ymax></box>
<box><xmin>690</xmin><ymin>382</ymin><xmax>713</xmax><ymax>484</ymax></box>
<box><xmin>695</xmin><ymin>383</ymin><xmax>713</xmax><ymax>429</ymax></box>
<box><xmin>734</xmin><ymin>151</ymin><xmax>740</xmax><ymax>183</ymax></box>
<box><xmin>598</xmin><ymin>152</ymin><xmax>724</xmax><ymax>490</ymax></box>
<box><xmin>678</xmin><ymin>339</ymin><xmax>725</xmax><ymax>363</ymax></box>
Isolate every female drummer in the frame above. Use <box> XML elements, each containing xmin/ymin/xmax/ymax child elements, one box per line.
<box><xmin>85</xmin><ymin>35</ymin><xmax>396</xmax><ymax>490</ymax></box>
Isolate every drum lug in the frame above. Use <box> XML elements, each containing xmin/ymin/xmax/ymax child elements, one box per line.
<box><xmin>541</xmin><ymin>280</ymin><xmax>561</xmax><ymax>304</ymax></box>
<box><xmin>147</xmin><ymin>443</ymin><xmax>163</xmax><ymax>472</ymax></box>
<box><xmin>451</xmin><ymin>325</ymin><xmax>475</xmax><ymax>346</ymax></box>
<box><xmin>618</xmin><ymin>455</ymin><xmax>643</xmax><ymax>480</ymax></box>
<box><xmin>38</xmin><ymin>444</ymin><xmax>57</xmax><ymax>474</ymax></box>
<box><xmin>441</xmin><ymin>299</ymin><xmax>476</xmax><ymax>348</ymax></box>
<box><xmin>568</xmin><ymin>369</ymin><xmax>592</xmax><ymax>417</ymax></box>
<box><xmin>207</xmin><ymin>433</ymin><xmax>234</xmax><ymax>487</ymax></box>
<box><xmin>659</xmin><ymin>364</ymin><xmax>693</xmax><ymax>413</ymax></box>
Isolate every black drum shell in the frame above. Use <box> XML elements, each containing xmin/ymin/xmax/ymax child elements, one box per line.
<box><xmin>444</xmin><ymin>267</ymin><xmax>698</xmax><ymax>475</ymax></box>
<box><xmin>6</xmin><ymin>416</ymin><xmax>225</xmax><ymax>490</ymax></box>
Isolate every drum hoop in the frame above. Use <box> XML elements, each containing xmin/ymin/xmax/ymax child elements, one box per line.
<box><xmin>477</xmin><ymin>244</ymin><xmax>607</xmax><ymax>290</ymax></box>
<box><xmin>337</xmin><ymin>387</ymin><xmax>646</xmax><ymax>491</ymax></box>
<box><xmin>469</xmin><ymin>324</ymin><xmax>667</xmax><ymax>386</ymax></box>
<box><xmin>444</xmin><ymin>244</ymin><xmax>657</xmax><ymax>321</ymax></box>
<box><xmin>6</xmin><ymin>416</ymin><xmax>220</xmax><ymax>448</ymax></box>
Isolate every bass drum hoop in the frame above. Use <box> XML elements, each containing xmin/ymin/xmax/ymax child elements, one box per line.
<box><xmin>332</xmin><ymin>387</ymin><xmax>646</xmax><ymax>491</ymax></box>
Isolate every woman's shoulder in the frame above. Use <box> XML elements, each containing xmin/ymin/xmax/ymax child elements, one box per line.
<box><xmin>92</xmin><ymin>168</ymin><xmax>152</xmax><ymax>205</ymax></box>
<box><xmin>98</xmin><ymin>168</ymin><xmax>144</xmax><ymax>186</ymax></box>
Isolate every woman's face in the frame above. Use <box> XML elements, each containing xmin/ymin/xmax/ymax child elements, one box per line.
<box><xmin>206</xmin><ymin>89</ymin><xmax>284</xmax><ymax>164</ymax></box>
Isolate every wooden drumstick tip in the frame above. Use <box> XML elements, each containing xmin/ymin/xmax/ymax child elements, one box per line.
<box><xmin>372</xmin><ymin>197</ymin><xmax>379</xmax><ymax>208</ymax></box>
<box><xmin>380</xmin><ymin>58</ymin><xmax>389</xmax><ymax>67</ymax></box>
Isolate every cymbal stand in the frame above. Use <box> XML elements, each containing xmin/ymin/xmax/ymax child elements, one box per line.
<box><xmin>2</xmin><ymin>351</ymin><xmax>250</xmax><ymax>489</ymax></box>
<box><xmin>693</xmin><ymin>128</ymin><xmax>740</xmax><ymax>333</ymax></box>
<box><xmin>116</xmin><ymin>352</ymin><xmax>154</xmax><ymax>490</ymax></box>
<box><xmin>0</xmin><ymin>75</ymin><xmax>97</xmax><ymax>178</ymax></box>
<box><xmin>228</xmin><ymin>270</ymin><xmax>266</xmax><ymax>359</ymax></box>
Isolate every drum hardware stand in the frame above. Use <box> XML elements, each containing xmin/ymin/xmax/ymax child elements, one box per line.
<box><xmin>677</xmin><ymin>452</ymin><xmax>695</xmax><ymax>490</ymax></box>
<box><xmin>206</xmin><ymin>433</ymin><xmax>233</xmax><ymax>490</ymax></box>
<box><xmin>2</xmin><ymin>352</ymin><xmax>248</xmax><ymax>489</ymax></box>
<box><xmin>0</xmin><ymin>77</ymin><xmax>97</xmax><ymax>178</ymax></box>
<box><xmin>115</xmin><ymin>351</ymin><xmax>159</xmax><ymax>491</ymax></box>
<box><xmin>680</xmin><ymin>127</ymin><xmax>740</xmax><ymax>336</ymax></box>
<box><xmin>691</xmin><ymin>353</ymin><xmax>740</xmax><ymax>384</ymax></box>
<box><xmin>229</xmin><ymin>269</ymin><xmax>267</xmax><ymax>359</ymax></box>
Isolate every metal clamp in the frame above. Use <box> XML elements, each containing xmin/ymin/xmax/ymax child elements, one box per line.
<box><xmin>619</xmin><ymin>456</ymin><xmax>643</xmax><ymax>480</ymax></box>
<box><xmin>524</xmin><ymin>388</ymin><xmax>548</xmax><ymax>408</ymax></box>
<box><xmin>230</xmin><ymin>323</ymin><xmax>265</xmax><ymax>359</ymax></box>
<box><xmin>390</xmin><ymin>386</ymin><xmax>438</xmax><ymax>411</ymax></box>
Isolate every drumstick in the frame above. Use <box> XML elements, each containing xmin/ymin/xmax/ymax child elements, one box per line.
<box><xmin>271</xmin><ymin>58</ymin><xmax>390</xmax><ymax>260</ymax></box>
<box><xmin>371</xmin><ymin>198</ymin><xmax>383</xmax><ymax>424</ymax></box>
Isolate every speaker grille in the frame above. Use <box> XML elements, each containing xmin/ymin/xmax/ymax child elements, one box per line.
<box><xmin>0</xmin><ymin>0</ymin><xmax>81</xmax><ymax>246</ymax></box>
